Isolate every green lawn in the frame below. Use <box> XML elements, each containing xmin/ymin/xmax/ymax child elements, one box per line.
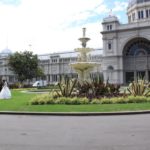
<box><xmin>0</xmin><ymin>89</ymin><xmax>150</xmax><ymax>112</ymax></box>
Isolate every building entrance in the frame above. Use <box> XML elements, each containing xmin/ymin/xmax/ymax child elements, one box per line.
<box><xmin>123</xmin><ymin>38</ymin><xmax>150</xmax><ymax>84</ymax></box>
<box><xmin>125</xmin><ymin>72</ymin><xmax>134</xmax><ymax>83</ymax></box>
<box><xmin>137</xmin><ymin>71</ymin><xmax>145</xmax><ymax>79</ymax></box>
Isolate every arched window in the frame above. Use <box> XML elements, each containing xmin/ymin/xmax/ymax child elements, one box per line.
<box><xmin>107</xmin><ymin>66</ymin><xmax>114</xmax><ymax>71</ymax></box>
<box><xmin>123</xmin><ymin>38</ymin><xmax>150</xmax><ymax>83</ymax></box>
<box><xmin>123</xmin><ymin>38</ymin><xmax>150</xmax><ymax>56</ymax></box>
<box><xmin>108</xmin><ymin>40</ymin><xmax>113</xmax><ymax>50</ymax></box>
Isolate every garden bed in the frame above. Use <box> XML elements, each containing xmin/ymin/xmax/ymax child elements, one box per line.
<box><xmin>0</xmin><ymin>90</ymin><xmax>150</xmax><ymax>113</ymax></box>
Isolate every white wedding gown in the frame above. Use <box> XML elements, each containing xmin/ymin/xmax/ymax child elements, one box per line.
<box><xmin>0</xmin><ymin>82</ymin><xmax>11</xmax><ymax>99</ymax></box>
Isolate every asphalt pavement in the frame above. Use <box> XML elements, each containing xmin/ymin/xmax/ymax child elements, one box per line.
<box><xmin>0</xmin><ymin>114</ymin><xmax>150</xmax><ymax>150</ymax></box>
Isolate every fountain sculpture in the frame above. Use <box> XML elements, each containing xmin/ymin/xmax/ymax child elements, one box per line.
<box><xmin>70</xmin><ymin>28</ymin><xmax>98</xmax><ymax>81</ymax></box>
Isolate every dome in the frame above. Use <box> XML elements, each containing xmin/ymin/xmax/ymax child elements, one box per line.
<box><xmin>0</xmin><ymin>48</ymin><xmax>12</xmax><ymax>57</ymax></box>
<box><xmin>128</xmin><ymin>0</ymin><xmax>150</xmax><ymax>7</ymax></box>
<box><xmin>103</xmin><ymin>15</ymin><xmax>119</xmax><ymax>23</ymax></box>
<box><xmin>103</xmin><ymin>9</ymin><xmax>119</xmax><ymax>23</ymax></box>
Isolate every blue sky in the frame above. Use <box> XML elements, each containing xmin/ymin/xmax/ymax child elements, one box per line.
<box><xmin>0</xmin><ymin>0</ymin><xmax>21</xmax><ymax>5</ymax></box>
<box><xmin>0</xmin><ymin>0</ymin><xmax>128</xmax><ymax>54</ymax></box>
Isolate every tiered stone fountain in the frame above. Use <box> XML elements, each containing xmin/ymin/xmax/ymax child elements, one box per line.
<box><xmin>70</xmin><ymin>28</ymin><xmax>98</xmax><ymax>81</ymax></box>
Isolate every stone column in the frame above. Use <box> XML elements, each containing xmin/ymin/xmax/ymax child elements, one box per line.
<box><xmin>145</xmin><ymin>70</ymin><xmax>148</xmax><ymax>81</ymax></box>
<box><xmin>134</xmin><ymin>71</ymin><xmax>137</xmax><ymax>81</ymax></box>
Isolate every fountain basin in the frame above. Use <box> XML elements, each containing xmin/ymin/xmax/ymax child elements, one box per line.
<box><xmin>75</xmin><ymin>48</ymin><xmax>93</xmax><ymax>53</ymax></box>
<box><xmin>79</xmin><ymin>37</ymin><xmax>90</xmax><ymax>44</ymax></box>
<box><xmin>70</xmin><ymin>62</ymin><xmax>97</xmax><ymax>71</ymax></box>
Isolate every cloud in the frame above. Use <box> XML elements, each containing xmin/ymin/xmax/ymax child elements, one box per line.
<box><xmin>0</xmin><ymin>0</ymin><xmax>128</xmax><ymax>54</ymax></box>
<box><xmin>113</xmin><ymin>1</ymin><xmax>128</xmax><ymax>12</ymax></box>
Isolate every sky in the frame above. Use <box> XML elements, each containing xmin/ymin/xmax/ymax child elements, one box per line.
<box><xmin>0</xmin><ymin>0</ymin><xmax>128</xmax><ymax>54</ymax></box>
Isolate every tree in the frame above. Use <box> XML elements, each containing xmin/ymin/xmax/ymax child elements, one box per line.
<box><xmin>8</xmin><ymin>51</ymin><xmax>43</xmax><ymax>83</ymax></box>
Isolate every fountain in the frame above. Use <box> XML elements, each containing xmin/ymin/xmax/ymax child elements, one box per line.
<box><xmin>70</xmin><ymin>28</ymin><xmax>99</xmax><ymax>81</ymax></box>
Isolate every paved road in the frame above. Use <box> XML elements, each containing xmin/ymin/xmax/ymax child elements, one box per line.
<box><xmin>0</xmin><ymin>114</ymin><xmax>150</xmax><ymax>150</ymax></box>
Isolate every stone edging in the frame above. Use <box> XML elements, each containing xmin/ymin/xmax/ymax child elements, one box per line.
<box><xmin>0</xmin><ymin>110</ymin><xmax>150</xmax><ymax>116</ymax></box>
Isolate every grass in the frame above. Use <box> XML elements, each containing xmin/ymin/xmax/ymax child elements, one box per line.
<box><xmin>0</xmin><ymin>89</ymin><xmax>150</xmax><ymax>112</ymax></box>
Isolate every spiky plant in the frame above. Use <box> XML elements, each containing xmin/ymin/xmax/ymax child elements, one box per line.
<box><xmin>53</xmin><ymin>76</ymin><xmax>77</xmax><ymax>97</ymax></box>
<box><xmin>127</xmin><ymin>79</ymin><xmax>150</xmax><ymax>96</ymax></box>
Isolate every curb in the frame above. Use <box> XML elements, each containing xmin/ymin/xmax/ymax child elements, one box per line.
<box><xmin>0</xmin><ymin>110</ymin><xmax>150</xmax><ymax>116</ymax></box>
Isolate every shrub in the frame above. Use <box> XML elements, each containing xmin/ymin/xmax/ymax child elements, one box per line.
<box><xmin>30</xmin><ymin>94</ymin><xmax>150</xmax><ymax>105</ymax></box>
<box><xmin>90</xmin><ymin>99</ymin><xmax>101</xmax><ymax>104</ymax></box>
<box><xmin>69</xmin><ymin>97</ymin><xmax>81</xmax><ymax>105</ymax></box>
<box><xmin>127</xmin><ymin>96</ymin><xmax>147</xmax><ymax>103</ymax></box>
<box><xmin>117</xmin><ymin>97</ymin><xmax>128</xmax><ymax>104</ymax></box>
<box><xmin>9</xmin><ymin>83</ymin><xmax>21</xmax><ymax>89</ymax></box>
<box><xmin>77</xmin><ymin>81</ymin><xmax>91</xmax><ymax>97</ymax></box>
<box><xmin>64</xmin><ymin>97</ymin><xmax>89</xmax><ymax>105</ymax></box>
<box><xmin>30</xmin><ymin>94</ymin><xmax>54</xmax><ymax>105</ymax></box>
<box><xmin>38</xmin><ymin>99</ymin><xmax>46</xmax><ymax>105</ymax></box>
<box><xmin>45</xmin><ymin>98</ymin><xmax>56</xmax><ymax>104</ymax></box>
<box><xmin>101</xmin><ymin>98</ymin><xmax>114</xmax><ymax>104</ymax></box>
<box><xmin>78</xmin><ymin>97</ymin><xmax>89</xmax><ymax>104</ymax></box>
<box><xmin>56</xmin><ymin>97</ymin><xmax>68</xmax><ymax>104</ymax></box>
<box><xmin>30</xmin><ymin>99</ymin><xmax>39</xmax><ymax>105</ymax></box>
<box><xmin>76</xmin><ymin>75</ymin><xmax>121</xmax><ymax>99</ymax></box>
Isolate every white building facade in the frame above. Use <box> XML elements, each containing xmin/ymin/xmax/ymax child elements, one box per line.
<box><xmin>102</xmin><ymin>0</ymin><xmax>150</xmax><ymax>84</ymax></box>
<box><xmin>0</xmin><ymin>49</ymin><xmax>102</xmax><ymax>85</ymax></box>
<box><xmin>38</xmin><ymin>49</ymin><xmax>102</xmax><ymax>85</ymax></box>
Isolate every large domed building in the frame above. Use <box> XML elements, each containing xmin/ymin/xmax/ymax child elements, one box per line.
<box><xmin>101</xmin><ymin>0</ymin><xmax>150</xmax><ymax>84</ymax></box>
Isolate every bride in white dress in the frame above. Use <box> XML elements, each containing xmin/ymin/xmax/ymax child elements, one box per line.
<box><xmin>0</xmin><ymin>81</ymin><xmax>11</xmax><ymax>99</ymax></box>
